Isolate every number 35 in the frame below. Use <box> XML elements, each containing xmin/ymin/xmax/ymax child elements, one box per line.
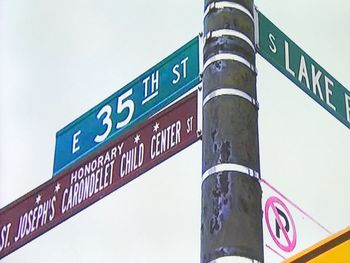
<box><xmin>94</xmin><ymin>88</ymin><xmax>134</xmax><ymax>143</ymax></box>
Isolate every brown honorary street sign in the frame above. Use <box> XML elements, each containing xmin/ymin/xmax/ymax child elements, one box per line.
<box><xmin>0</xmin><ymin>91</ymin><xmax>199</xmax><ymax>259</ymax></box>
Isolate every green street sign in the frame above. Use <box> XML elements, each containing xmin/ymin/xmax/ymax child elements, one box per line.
<box><xmin>53</xmin><ymin>37</ymin><xmax>200</xmax><ymax>175</ymax></box>
<box><xmin>257</xmin><ymin>11</ymin><xmax>350</xmax><ymax>129</ymax></box>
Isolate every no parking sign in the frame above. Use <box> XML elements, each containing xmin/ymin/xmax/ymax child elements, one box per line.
<box><xmin>265</xmin><ymin>196</ymin><xmax>297</xmax><ymax>252</ymax></box>
<box><xmin>261</xmin><ymin>179</ymin><xmax>331</xmax><ymax>262</ymax></box>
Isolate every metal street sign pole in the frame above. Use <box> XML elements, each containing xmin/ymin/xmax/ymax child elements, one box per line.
<box><xmin>201</xmin><ymin>1</ymin><xmax>263</xmax><ymax>262</ymax></box>
<box><xmin>53</xmin><ymin>37</ymin><xmax>200</xmax><ymax>176</ymax></box>
<box><xmin>257</xmin><ymin>11</ymin><xmax>350</xmax><ymax>130</ymax></box>
<box><xmin>0</xmin><ymin>91</ymin><xmax>199</xmax><ymax>259</ymax></box>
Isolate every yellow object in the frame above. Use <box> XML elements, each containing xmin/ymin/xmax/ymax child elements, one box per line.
<box><xmin>283</xmin><ymin>226</ymin><xmax>350</xmax><ymax>262</ymax></box>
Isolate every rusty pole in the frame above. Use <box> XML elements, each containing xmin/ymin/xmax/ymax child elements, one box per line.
<box><xmin>201</xmin><ymin>0</ymin><xmax>264</xmax><ymax>262</ymax></box>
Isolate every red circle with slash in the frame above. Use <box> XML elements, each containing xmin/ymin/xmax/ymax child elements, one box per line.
<box><xmin>265</xmin><ymin>196</ymin><xmax>297</xmax><ymax>252</ymax></box>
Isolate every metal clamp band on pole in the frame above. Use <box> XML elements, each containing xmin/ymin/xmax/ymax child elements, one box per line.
<box><xmin>201</xmin><ymin>0</ymin><xmax>263</xmax><ymax>261</ymax></box>
<box><xmin>202</xmin><ymin>163</ymin><xmax>260</xmax><ymax>183</ymax></box>
<box><xmin>254</xmin><ymin>6</ymin><xmax>260</xmax><ymax>50</ymax></box>
<box><xmin>204</xmin><ymin>1</ymin><xmax>254</xmax><ymax>22</ymax></box>
<box><xmin>203</xmin><ymin>88</ymin><xmax>259</xmax><ymax>109</ymax></box>
<box><xmin>205</xmin><ymin>29</ymin><xmax>255</xmax><ymax>52</ymax></box>
<box><xmin>208</xmin><ymin>256</ymin><xmax>261</xmax><ymax>263</ymax></box>
<box><xmin>203</xmin><ymin>53</ymin><xmax>256</xmax><ymax>73</ymax></box>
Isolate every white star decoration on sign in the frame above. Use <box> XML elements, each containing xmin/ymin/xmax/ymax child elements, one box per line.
<box><xmin>54</xmin><ymin>183</ymin><xmax>61</xmax><ymax>193</ymax></box>
<box><xmin>134</xmin><ymin>134</ymin><xmax>141</xmax><ymax>144</ymax></box>
<box><xmin>35</xmin><ymin>194</ymin><xmax>41</xmax><ymax>204</ymax></box>
<box><xmin>153</xmin><ymin>122</ymin><xmax>160</xmax><ymax>132</ymax></box>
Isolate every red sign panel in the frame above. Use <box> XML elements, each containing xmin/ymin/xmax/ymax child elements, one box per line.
<box><xmin>0</xmin><ymin>91</ymin><xmax>198</xmax><ymax>259</ymax></box>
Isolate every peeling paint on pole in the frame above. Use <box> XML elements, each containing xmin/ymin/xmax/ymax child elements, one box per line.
<box><xmin>201</xmin><ymin>0</ymin><xmax>264</xmax><ymax>262</ymax></box>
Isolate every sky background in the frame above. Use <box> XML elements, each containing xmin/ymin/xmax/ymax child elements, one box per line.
<box><xmin>1</xmin><ymin>0</ymin><xmax>349</xmax><ymax>262</ymax></box>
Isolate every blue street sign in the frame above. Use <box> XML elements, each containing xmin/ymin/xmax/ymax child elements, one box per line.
<box><xmin>53</xmin><ymin>36</ymin><xmax>200</xmax><ymax>175</ymax></box>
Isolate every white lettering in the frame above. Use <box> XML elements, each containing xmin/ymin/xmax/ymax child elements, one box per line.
<box><xmin>40</xmin><ymin>202</ymin><xmax>48</xmax><ymax>228</ymax></box>
<box><xmin>268</xmin><ymin>33</ymin><xmax>277</xmax><ymax>53</ymax></box>
<box><xmin>325</xmin><ymin>76</ymin><xmax>336</xmax><ymax>111</ymax></box>
<box><xmin>78</xmin><ymin>167</ymin><xmax>84</xmax><ymax>181</ymax></box>
<box><xmin>49</xmin><ymin>196</ymin><xmax>56</xmax><ymax>221</ymax></box>
<box><xmin>143</xmin><ymin>72</ymin><xmax>159</xmax><ymax>97</ymax></box>
<box><xmin>116</xmin><ymin>88</ymin><xmax>134</xmax><ymax>129</ymax></box>
<box><xmin>28</xmin><ymin>209</ymin><xmax>34</xmax><ymax>234</ymax></box>
<box><xmin>170</xmin><ymin>123</ymin><xmax>176</xmax><ymax>147</ymax></box>
<box><xmin>186</xmin><ymin>116</ymin><xmax>193</xmax><ymax>133</ymax></box>
<box><xmin>61</xmin><ymin>189</ymin><xmax>68</xmax><ymax>213</ymax></box>
<box><xmin>36</xmin><ymin>205</ymin><xmax>43</xmax><ymax>230</ymax></box>
<box><xmin>172</xmin><ymin>57</ymin><xmax>189</xmax><ymax>85</ymax></box>
<box><xmin>311</xmin><ymin>64</ymin><xmax>324</xmax><ymax>101</ymax></box>
<box><xmin>151</xmin><ymin>71</ymin><xmax>159</xmax><ymax>93</ymax></box>
<box><xmin>143</xmin><ymin>76</ymin><xmax>150</xmax><ymax>97</ymax></box>
<box><xmin>94</xmin><ymin>105</ymin><xmax>112</xmax><ymax>143</ymax></box>
<box><xmin>345</xmin><ymin>93</ymin><xmax>350</xmax><ymax>123</ymax></box>
<box><xmin>120</xmin><ymin>144</ymin><xmax>144</xmax><ymax>178</ymax></box>
<box><xmin>298</xmin><ymin>55</ymin><xmax>310</xmax><ymax>89</ymax></box>
<box><xmin>120</xmin><ymin>153</ymin><xmax>126</xmax><ymax>178</ymax></box>
<box><xmin>143</xmin><ymin>71</ymin><xmax>159</xmax><ymax>104</ymax></box>
<box><xmin>14</xmin><ymin>199</ymin><xmax>55</xmax><ymax>242</ymax></box>
<box><xmin>62</xmin><ymin>160</ymin><xmax>115</xmax><ymax>214</ymax></box>
<box><xmin>284</xmin><ymin>41</ymin><xmax>296</xmax><ymax>77</ymax></box>
<box><xmin>117</xmin><ymin>143</ymin><xmax>124</xmax><ymax>155</ymax></box>
<box><xmin>0</xmin><ymin>223</ymin><xmax>11</xmax><ymax>252</ymax></box>
<box><xmin>172</xmin><ymin>64</ymin><xmax>180</xmax><ymax>84</ymax></box>
<box><xmin>111</xmin><ymin>147</ymin><xmax>117</xmax><ymax>160</ymax></box>
<box><xmin>150</xmin><ymin>135</ymin><xmax>156</xmax><ymax>160</ymax></box>
<box><xmin>150</xmin><ymin>121</ymin><xmax>181</xmax><ymax>159</ymax></box>
<box><xmin>72</xmin><ymin>130</ymin><xmax>81</xmax><ymax>154</ymax></box>
<box><xmin>181</xmin><ymin>57</ymin><xmax>188</xmax><ymax>79</ymax></box>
